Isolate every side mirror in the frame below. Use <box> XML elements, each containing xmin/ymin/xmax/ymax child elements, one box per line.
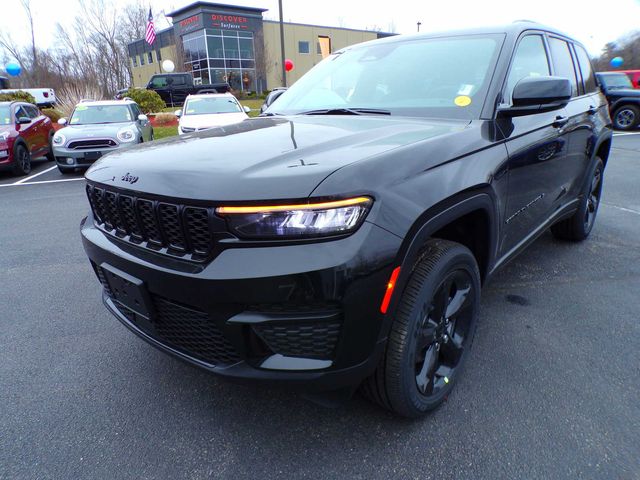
<box><xmin>174</xmin><ymin>109</ymin><xmax>182</xmax><ymax>118</ymax></box>
<box><xmin>266</xmin><ymin>88</ymin><xmax>286</xmax><ymax>107</ymax></box>
<box><xmin>58</xmin><ymin>118</ymin><xmax>67</xmax><ymax>125</ymax></box>
<box><xmin>243</xmin><ymin>105</ymin><xmax>251</xmax><ymax>113</ymax></box>
<box><xmin>17</xmin><ymin>117</ymin><xmax>31</xmax><ymax>124</ymax></box>
<box><xmin>138</xmin><ymin>114</ymin><xmax>148</xmax><ymax>122</ymax></box>
<box><xmin>500</xmin><ymin>76</ymin><xmax>571</xmax><ymax>116</ymax></box>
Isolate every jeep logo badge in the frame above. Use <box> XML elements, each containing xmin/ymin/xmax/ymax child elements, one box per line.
<box><xmin>121</xmin><ymin>172</ymin><xmax>139</xmax><ymax>184</ymax></box>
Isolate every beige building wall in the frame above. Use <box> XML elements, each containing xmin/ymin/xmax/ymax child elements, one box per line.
<box><xmin>263</xmin><ymin>21</ymin><xmax>378</xmax><ymax>89</ymax></box>
<box><xmin>130</xmin><ymin>45</ymin><xmax>178</xmax><ymax>88</ymax></box>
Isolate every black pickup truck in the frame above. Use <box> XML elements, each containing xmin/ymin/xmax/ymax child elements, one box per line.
<box><xmin>146</xmin><ymin>73</ymin><xmax>230</xmax><ymax>106</ymax></box>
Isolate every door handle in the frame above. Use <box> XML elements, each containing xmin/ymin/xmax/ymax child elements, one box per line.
<box><xmin>587</xmin><ymin>105</ymin><xmax>598</xmax><ymax>115</ymax></box>
<box><xmin>553</xmin><ymin>115</ymin><xmax>569</xmax><ymax>128</ymax></box>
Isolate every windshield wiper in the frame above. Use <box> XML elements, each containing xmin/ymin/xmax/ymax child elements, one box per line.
<box><xmin>259</xmin><ymin>112</ymin><xmax>282</xmax><ymax>117</ymax></box>
<box><xmin>298</xmin><ymin>107</ymin><xmax>391</xmax><ymax>116</ymax></box>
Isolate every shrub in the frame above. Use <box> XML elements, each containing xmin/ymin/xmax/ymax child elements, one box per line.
<box><xmin>152</xmin><ymin>112</ymin><xmax>176</xmax><ymax>126</ymax></box>
<box><xmin>41</xmin><ymin>108</ymin><xmax>62</xmax><ymax>122</ymax></box>
<box><xmin>0</xmin><ymin>90</ymin><xmax>36</xmax><ymax>104</ymax></box>
<box><xmin>123</xmin><ymin>88</ymin><xmax>165</xmax><ymax>114</ymax></box>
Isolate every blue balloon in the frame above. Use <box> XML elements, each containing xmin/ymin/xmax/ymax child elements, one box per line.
<box><xmin>5</xmin><ymin>62</ymin><xmax>21</xmax><ymax>77</ymax></box>
<box><xmin>610</xmin><ymin>56</ymin><xmax>624</xmax><ymax>68</ymax></box>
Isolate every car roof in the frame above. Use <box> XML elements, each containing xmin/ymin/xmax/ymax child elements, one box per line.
<box><xmin>76</xmin><ymin>100</ymin><xmax>136</xmax><ymax>107</ymax></box>
<box><xmin>185</xmin><ymin>93</ymin><xmax>235</xmax><ymax>100</ymax></box>
<box><xmin>343</xmin><ymin>21</ymin><xmax>585</xmax><ymax>51</ymax></box>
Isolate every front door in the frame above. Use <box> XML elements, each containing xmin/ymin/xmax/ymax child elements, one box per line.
<box><xmin>500</xmin><ymin>34</ymin><xmax>570</xmax><ymax>256</ymax></box>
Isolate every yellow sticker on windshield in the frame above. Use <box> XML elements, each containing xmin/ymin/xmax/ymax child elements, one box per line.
<box><xmin>3</xmin><ymin>118</ymin><xmax>9</xmax><ymax>124</ymax></box>
<box><xmin>454</xmin><ymin>95</ymin><xmax>472</xmax><ymax>107</ymax></box>
<box><xmin>70</xmin><ymin>117</ymin><xmax>79</xmax><ymax>123</ymax></box>
<box><xmin>75</xmin><ymin>105</ymin><xmax>88</xmax><ymax>111</ymax></box>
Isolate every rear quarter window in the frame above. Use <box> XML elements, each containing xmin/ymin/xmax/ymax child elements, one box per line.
<box><xmin>574</xmin><ymin>45</ymin><xmax>597</xmax><ymax>93</ymax></box>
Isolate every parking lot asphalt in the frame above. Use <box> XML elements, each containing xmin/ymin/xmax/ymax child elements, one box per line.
<box><xmin>1</xmin><ymin>135</ymin><xmax>639</xmax><ymax>479</ymax></box>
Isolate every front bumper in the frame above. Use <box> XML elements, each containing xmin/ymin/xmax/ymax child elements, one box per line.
<box><xmin>81</xmin><ymin>214</ymin><xmax>402</xmax><ymax>391</ymax></box>
<box><xmin>54</xmin><ymin>143</ymin><xmax>133</xmax><ymax>168</ymax></box>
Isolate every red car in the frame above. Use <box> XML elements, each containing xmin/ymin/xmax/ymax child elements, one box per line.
<box><xmin>0</xmin><ymin>101</ymin><xmax>55</xmax><ymax>175</ymax></box>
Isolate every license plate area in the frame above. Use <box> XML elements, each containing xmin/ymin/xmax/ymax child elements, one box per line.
<box><xmin>84</xmin><ymin>151</ymin><xmax>102</xmax><ymax>161</ymax></box>
<box><xmin>100</xmin><ymin>263</ymin><xmax>151</xmax><ymax>318</ymax></box>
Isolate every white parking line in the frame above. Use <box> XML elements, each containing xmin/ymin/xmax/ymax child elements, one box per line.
<box><xmin>12</xmin><ymin>165</ymin><xmax>58</xmax><ymax>185</ymax></box>
<box><xmin>0</xmin><ymin>177</ymin><xmax>84</xmax><ymax>188</ymax></box>
<box><xmin>602</xmin><ymin>202</ymin><xmax>640</xmax><ymax>215</ymax></box>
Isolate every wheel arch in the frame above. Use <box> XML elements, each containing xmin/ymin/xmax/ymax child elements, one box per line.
<box><xmin>378</xmin><ymin>188</ymin><xmax>499</xmax><ymax>339</ymax></box>
<box><xmin>609</xmin><ymin>99</ymin><xmax>640</xmax><ymax>115</ymax></box>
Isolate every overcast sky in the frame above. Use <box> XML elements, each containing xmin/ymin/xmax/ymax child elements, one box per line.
<box><xmin>1</xmin><ymin>0</ymin><xmax>640</xmax><ymax>57</ymax></box>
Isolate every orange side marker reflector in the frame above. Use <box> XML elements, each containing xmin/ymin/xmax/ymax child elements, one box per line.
<box><xmin>380</xmin><ymin>266</ymin><xmax>401</xmax><ymax>314</ymax></box>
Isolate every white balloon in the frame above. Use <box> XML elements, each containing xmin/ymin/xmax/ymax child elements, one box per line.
<box><xmin>162</xmin><ymin>60</ymin><xmax>175</xmax><ymax>73</ymax></box>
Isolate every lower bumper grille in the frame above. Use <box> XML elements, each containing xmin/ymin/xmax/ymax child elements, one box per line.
<box><xmin>254</xmin><ymin>322</ymin><xmax>341</xmax><ymax>359</ymax></box>
<box><xmin>94</xmin><ymin>265</ymin><xmax>240</xmax><ymax>366</ymax></box>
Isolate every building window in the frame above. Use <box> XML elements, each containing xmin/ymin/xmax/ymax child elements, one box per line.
<box><xmin>298</xmin><ymin>41</ymin><xmax>310</xmax><ymax>54</ymax></box>
<box><xmin>140</xmin><ymin>54</ymin><xmax>145</xmax><ymax>66</ymax></box>
<box><xmin>156</xmin><ymin>49</ymin><xmax>162</xmax><ymax>62</ymax></box>
<box><xmin>184</xmin><ymin>28</ymin><xmax>257</xmax><ymax>92</ymax></box>
<box><xmin>148</xmin><ymin>51</ymin><xmax>153</xmax><ymax>64</ymax></box>
<box><xmin>132</xmin><ymin>56</ymin><xmax>137</xmax><ymax>67</ymax></box>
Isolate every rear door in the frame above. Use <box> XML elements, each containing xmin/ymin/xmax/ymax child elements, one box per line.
<box><xmin>546</xmin><ymin>35</ymin><xmax>590</xmax><ymax>201</ymax></box>
<box><xmin>500</xmin><ymin>33</ymin><xmax>571</xmax><ymax>256</ymax></box>
<box><xmin>25</xmin><ymin>104</ymin><xmax>47</xmax><ymax>153</ymax></box>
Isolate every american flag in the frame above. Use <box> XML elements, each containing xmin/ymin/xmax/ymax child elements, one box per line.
<box><xmin>145</xmin><ymin>9</ymin><xmax>156</xmax><ymax>45</ymax></box>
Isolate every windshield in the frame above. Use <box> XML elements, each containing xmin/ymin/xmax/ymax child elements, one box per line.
<box><xmin>600</xmin><ymin>74</ymin><xmax>633</xmax><ymax>89</ymax></box>
<box><xmin>70</xmin><ymin>105</ymin><xmax>133</xmax><ymax>125</ymax></box>
<box><xmin>267</xmin><ymin>34</ymin><xmax>503</xmax><ymax>119</ymax></box>
<box><xmin>0</xmin><ymin>105</ymin><xmax>11</xmax><ymax>125</ymax></box>
<box><xmin>184</xmin><ymin>97</ymin><xmax>242</xmax><ymax>115</ymax></box>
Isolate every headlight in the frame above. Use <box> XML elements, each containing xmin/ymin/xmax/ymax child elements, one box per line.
<box><xmin>117</xmin><ymin>128</ymin><xmax>136</xmax><ymax>142</ymax></box>
<box><xmin>0</xmin><ymin>132</ymin><xmax>9</xmax><ymax>142</ymax></box>
<box><xmin>216</xmin><ymin>196</ymin><xmax>372</xmax><ymax>239</ymax></box>
<box><xmin>52</xmin><ymin>133</ymin><xmax>66</xmax><ymax>146</ymax></box>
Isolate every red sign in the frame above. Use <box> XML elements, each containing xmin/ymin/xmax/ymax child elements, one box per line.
<box><xmin>180</xmin><ymin>15</ymin><xmax>199</xmax><ymax>28</ymax></box>
<box><xmin>211</xmin><ymin>14</ymin><xmax>249</xmax><ymax>29</ymax></box>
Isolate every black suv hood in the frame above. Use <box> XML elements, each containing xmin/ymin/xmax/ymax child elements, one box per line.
<box><xmin>85</xmin><ymin>116</ymin><xmax>469</xmax><ymax>201</ymax></box>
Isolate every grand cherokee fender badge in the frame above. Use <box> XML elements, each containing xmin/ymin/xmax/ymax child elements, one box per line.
<box><xmin>121</xmin><ymin>172</ymin><xmax>139</xmax><ymax>184</ymax></box>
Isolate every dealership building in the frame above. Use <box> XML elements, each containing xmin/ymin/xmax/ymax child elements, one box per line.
<box><xmin>127</xmin><ymin>1</ymin><xmax>393</xmax><ymax>92</ymax></box>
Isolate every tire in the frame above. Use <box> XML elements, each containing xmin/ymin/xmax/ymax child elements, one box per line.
<box><xmin>11</xmin><ymin>143</ymin><xmax>31</xmax><ymax>176</ymax></box>
<box><xmin>612</xmin><ymin>104</ymin><xmax>640</xmax><ymax>131</ymax></box>
<box><xmin>551</xmin><ymin>157</ymin><xmax>604</xmax><ymax>241</ymax></box>
<box><xmin>45</xmin><ymin>134</ymin><xmax>55</xmax><ymax>161</ymax></box>
<box><xmin>361</xmin><ymin>239</ymin><xmax>481</xmax><ymax>418</ymax></box>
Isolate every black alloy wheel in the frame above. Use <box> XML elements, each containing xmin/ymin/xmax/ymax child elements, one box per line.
<box><xmin>12</xmin><ymin>144</ymin><xmax>31</xmax><ymax>176</ymax></box>
<box><xmin>361</xmin><ymin>239</ymin><xmax>480</xmax><ymax>417</ymax></box>
<box><xmin>414</xmin><ymin>269</ymin><xmax>475</xmax><ymax>397</ymax></box>
<box><xmin>584</xmin><ymin>163</ymin><xmax>603</xmax><ymax>233</ymax></box>
<box><xmin>613</xmin><ymin>105</ymin><xmax>640</xmax><ymax>131</ymax></box>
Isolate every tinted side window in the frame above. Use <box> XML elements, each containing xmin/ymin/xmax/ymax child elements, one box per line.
<box><xmin>506</xmin><ymin>35</ymin><xmax>550</xmax><ymax>101</ymax></box>
<box><xmin>172</xmin><ymin>75</ymin><xmax>187</xmax><ymax>86</ymax></box>
<box><xmin>27</xmin><ymin>106</ymin><xmax>40</xmax><ymax>118</ymax></box>
<box><xmin>548</xmin><ymin>37</ymin><xmax>578</xmax><ymax>97</ymax></box>
<box><xmin>151</xmin><ymin>75</ymin><xmax>167</xmax><ymax>87</ymax></box>
<box><xmin>130</xmin><ymin>104</ymin><xmax>141</xmax><ymax>117</ymax></box>
<box><xmin>574</xmin><ymin>46</ymin><xmax>597</xmax><ymax>93</ymax></box>
<box><xmin>14</xmin><ymin>106</ymin><xmax>28</xmax><ymax>119</ymax></box>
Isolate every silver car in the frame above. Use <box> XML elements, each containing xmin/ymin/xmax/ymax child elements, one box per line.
<box><xmin>53</xmin><ymin>99</ymin><xmax>153</xmax><ymax>174</ymax></box>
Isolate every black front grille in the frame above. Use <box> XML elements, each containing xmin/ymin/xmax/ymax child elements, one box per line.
<box><xmin>68</xmin><ymin>139</ymin><xmax>117</xmax><ymax>150</ymax></box>
<box><xmin>254</xmin><ymin>322</ymin><xmax>341</xmax><ymax>359</ymax></box>
<box><xmin>86</xmin><ymin>184</ymin><xmax>214</xmax><ymax>260</ymax></box>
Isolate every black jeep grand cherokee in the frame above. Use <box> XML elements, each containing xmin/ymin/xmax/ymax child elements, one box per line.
<box><xmin>82</xmin><ymin>22</ymin><xmax>612</xmax><ymax>417</ymax></box>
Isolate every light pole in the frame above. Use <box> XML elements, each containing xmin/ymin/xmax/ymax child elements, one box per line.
<box><xmin>279</xmin><ymin>0</ymin><xmax>287</xmax><ymax>87</ymax></box>
<box><xmin>417</xmin><ymin>21</ymin><xmax>422</xmax><ymax>32</ymax></box>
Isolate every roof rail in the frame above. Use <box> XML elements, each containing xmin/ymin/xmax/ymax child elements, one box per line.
<box><xmin>78</xmin><ymin>98</ymin><xmax>94</xmax><ymax>103</ymax></box>
<box><xmin>122</xmin><ymin>97</ymin><xmax>134</xmax><ymax>101</ymax></box>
